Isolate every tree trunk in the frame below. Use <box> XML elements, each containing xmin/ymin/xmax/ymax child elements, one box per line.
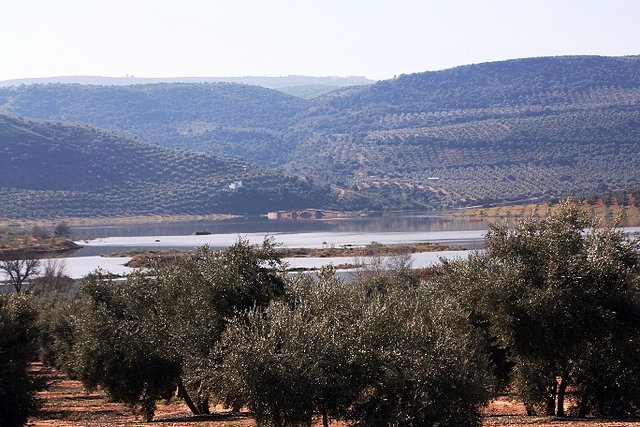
<box><xmin>196</xmin><ymin>398</ymin><xmax>210</xmax><ymax>415</ymax></box>
<box><xmin>545</xmin><ymin>378</ymin><xmax>557</xmax><ymax>416</ymax></box>
<box><xmin>556</xmin><ymin>375</ymin><xmax>568</xmax><ymax>417</ymax></box>
<box><xmin>321</xmin><ymin>401</ymin><xmax>329</xmax><ymax>427</ymax></box>
<box><xmin>177</xmin><ymin>378</ymin><xmax>201</xmax><ymax>415</ymax></box>
<box><xmin>578</xmin><ymin>395</ymin><xmax>590</xmax><ymax>418</ymax></box>
<box><xmin>525</xmin><ymin>402</ymin><xmax>537</xmax><ymax>416</ymax></box>
<box><xmin>142</xmin><ymin>396</ymin><xmax>156</xmax><ymax>422</ymax></box>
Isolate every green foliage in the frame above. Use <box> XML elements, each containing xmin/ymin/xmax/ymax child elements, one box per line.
<box><xmin>436</xmin><ymin>201</ymin><xmax>640</xmax><ymax>417</ymax></box>
<box><xmin>64</xmin><ymin>239</ymin><xmax>286</xmax><ymax>421</ymax></box>
<box><xmin>69</xmin><ymin>272</ymin><xmax>180</xmax><ymax>421</ymax></box>
<box><xmin>32</xmin><ymin>293</ymin><xmax>78</xmax><ymax>372</ymax></box>
<box><xmin>216</xmin><ymin>267</ymin><xmax>494</xmax><ymax>427</ymax></box>
<box><xmin>145</xmin><ymin>239</ymin><xmax>286</xmax><ymax>412</ymax></box>
<box><xmin>0</xmin><ymin>295</ymin><xmax>43</xmax><ymax>427</ymax></box>
<box><xmin>572</xmin><ymin>334</ymin><xmax>640</xmax><ymax>418</ymax></box>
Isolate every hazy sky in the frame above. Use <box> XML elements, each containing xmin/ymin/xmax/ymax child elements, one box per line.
<box><xmin>2</xmin><ymin>0</ymin><xmax>639</xmax><ymax>81</ymax></box>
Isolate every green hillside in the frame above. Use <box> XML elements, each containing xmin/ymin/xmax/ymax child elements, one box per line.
<box><xmin>274</xmin><ymin>84</ymin><xmax>344</xmax><ymax>99</ymax></box>
<box><xmin>1</xmin><ymin>55</ymin><xmax>639</xmax><ymax>210</ymax></box>
<box><xmin>0</xmin><ymin>114</ymin><xmax>337</xmax><ymax>219</ymax></box>
<box><xmin>286</xmin><ymin>55</ymin><xmax>640</xmax><ymax>207</ymax></box>
<box><xmin>0</xmin><ymin>83</ymin><xmax>309</xmax><ymax>167</ymax></box>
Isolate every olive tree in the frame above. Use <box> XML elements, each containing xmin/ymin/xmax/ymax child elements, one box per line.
<box><xmin>146</xmin><ymin>239</ymin><xmax>286</xmax><ymax>415</ymax></box>
<box><xmin>216</xmin><ymin>268</ymin><xmax>366</xmax><ymax>427</ymax></box>
<box><xmin>33</xmin><ymin>292</ymin><xmax>78</xmax><ymax>373</ymax></box>
<box><xmin>68</xmin><ymin>239</ymin><xmax>286</xmax><ymax>421</ymax></box>
<box><xmin>0</xmin><ymin>295</ymin><xmax>43</xmax><ymax>427</ymax></box>
<box><xmin>216</xmin><ymin>267</ymin><xmax>494</xmax><ymax>427</ymax></box>
<box><xmin>69</xmin><ymin>272</ymin><xmax>181</xmax><ymax>422</ymax></box>
<box><xmin>436</xmin><ymin>201</ymin><xmax>640</xmax><ymax>417</ymax></box>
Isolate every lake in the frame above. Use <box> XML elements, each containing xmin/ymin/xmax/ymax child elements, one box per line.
<box><xmin>43</xmin><ymin>212</ymin><xmax>486</xmax><ymax>278</ymax></box>
<box><xmin>70</xmin><ymin>212</ymin><xmax>490</xmax><ymax>239</ymax></box>
<box><xmin>48</xmin><ymin>213</ymin><xmax>640</xmax><ymax>279</ymax></box>
<box><xmin>71</xmin><ymin>213</ymin><xmax>490</xmax><ymax>255</ymax></box>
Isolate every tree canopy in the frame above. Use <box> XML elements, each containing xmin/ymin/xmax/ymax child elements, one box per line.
<box><xmin>436</xmin><ymin>201</ymin><xmax>640</xmax><ymax>417</ymax></box>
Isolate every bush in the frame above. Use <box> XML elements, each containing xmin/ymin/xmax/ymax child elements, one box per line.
<box><xmin>0</xmin><ymin>295</ymin><xmax>42</xmax><ymax>426</ymax></box>
<box><xmin>216</xmin><ymin>268</ymin><xmax>494</xmax><ymax>427</ymax></box>
<box><xmin>436</xmin><ymin>200</ymin><xmax>640</xmax><ymax>417</ymax></box>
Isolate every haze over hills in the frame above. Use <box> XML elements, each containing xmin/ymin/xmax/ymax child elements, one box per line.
<box><xmin>0</xmin><ymin>75</ymin><xmax>374</xmax><ymax>96</ymax></box>
<box><xmin>1</xmin><ymin>55</ymin><xmax>639</xmax><ymax>218</ymax></box>
<box><xmin>0</xmin><ymin>114</ymin><xmax>341</xmax><ymax>219</ymax></box>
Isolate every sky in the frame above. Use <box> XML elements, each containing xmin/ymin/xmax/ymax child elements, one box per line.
<box><xmin>1</xmin><ymin>0</ymin><xmax>639</xmax><ymax>81</ymax></box>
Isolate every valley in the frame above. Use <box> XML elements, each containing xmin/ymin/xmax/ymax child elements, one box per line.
<box><xmin>1</xmin><ymin>55</ymin><xmax>639</xmax><ymax>220</ymax></box>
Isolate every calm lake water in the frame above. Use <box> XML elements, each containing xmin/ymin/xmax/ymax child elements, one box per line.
<box><xmin>71</xmin><ymin>212</ymin><xmax>490</xmax><ymax>256</ymax></box>
<box><xmin>71</xmin><ymin>212</ymin><xmax>490</xmax><ymax>239</ymax></box>
<box><xmin>45</xmin><ymin>212</ymin><xmax>488</xmax><ymax>278</ymax></box>
<box><xmin>48</xmin><ymin>213</ymin><xmax>640</xmax><ymax>279</ymax></box>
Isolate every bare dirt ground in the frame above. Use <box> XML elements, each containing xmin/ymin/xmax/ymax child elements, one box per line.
<box><xmin>28</xmin><ymin>366</ymin><xmax>640</xmax><ymax>427</ymax></box>
<box><xmin>481</xmin><ymin>396</ymin><xmax>640</xmax><ymax>426</ymax></box>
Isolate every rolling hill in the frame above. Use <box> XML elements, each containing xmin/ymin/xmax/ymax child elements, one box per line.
<box><xmin>1</xmin><ymin>55</ymin><xmax>639</xmax><ymax>212</ymax></box>
<box><xmin>0</xmin><ymin>83</ymin><xmax>310</xmax><ymax>167</ymax></box>
<box><xmin>0</xmin><ymin>114</ymin><xmax>340</xmax><ymax>219</ymax></box>
<box><xmin>0</xmin><ymin>75</ymin><xmax>374</xmax><ymax>89</ymax></box>
<box><xmin>286</xmin><ymin>55</ymin><xmax>640</xmax><ymax>206</ymax></box>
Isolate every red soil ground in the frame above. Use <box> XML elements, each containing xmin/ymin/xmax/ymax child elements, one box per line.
<box><xmin>27</xmin><ymin>366</ymin><xmax>640</xmax><ymax>427</ymax></box>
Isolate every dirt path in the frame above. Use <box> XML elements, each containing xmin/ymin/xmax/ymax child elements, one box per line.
<box><xmin>28</xmin><ymin>366</ymin><xmax>256</xmax><ymax>427</ymax></box>
<box><xmin>28</xmin><ymin>366</ymin><xmax>640</xmax><ymax>427</ymax></box>
<box><xmin>482</xmin><ymin>396</ymin><xmax>640</xmax><ymax>426</ymax></box>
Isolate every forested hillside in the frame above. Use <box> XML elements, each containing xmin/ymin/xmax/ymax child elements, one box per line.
<box><xmin>0</xmin><ymin>115</ymin><xmax>337</xmax><ymax>219</ymax></box>
<box><xmin>0</xmin><ymin>83</ymin><xmax>309</xmax><ymax>167</ymax></box>
<box><xmin>1</xmin><ymin>55</ymin><xmax>639</xmax><ymax>211</ymax></box>
<box><xmin>287</xmin><ymin>55</ymin><xmax>640</xmax><ymax>207</ymax></box>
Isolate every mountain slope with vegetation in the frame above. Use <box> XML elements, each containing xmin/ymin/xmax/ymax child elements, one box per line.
<box><xmin>1</xmin><ymin>55</ymin><xmax>639</xmax><ymax>210</ymax></box>
<box><xmin>286</xmin><ymin>55</ymin><xmax>640</xmax><ymax>207</ymax></box>
<box><xmin>0</xmin><ymin>83</ymin><xmax>310</xmax><ymax>167</ymax></box>
<box><xmin>0</xmin><ymin>114</ymin><xmax>337</xmax><ymax>219</ymax></box>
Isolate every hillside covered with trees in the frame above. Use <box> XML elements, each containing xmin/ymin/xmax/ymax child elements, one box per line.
<box><xmin>0</xmin><ymin>114</ymin><xmax>340</xmax><ymax>219</ymax></box>
<box><xmin>1</xmin><ymin>55</ymin><xmax>639</xmax><ymax>214</ymax></box>
<box><xmin>287</xmin><ymin>55</ymin><xmax>640</xmax><ymax>207</ymax></box>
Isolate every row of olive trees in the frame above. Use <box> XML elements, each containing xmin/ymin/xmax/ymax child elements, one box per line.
<box><xmin>25</xmin><ymin>202</ymin><xmax>640</xmax><ymax>425</ymax></box>
<box><xmin>36</xmin><ymin>239</ymin><xmax>494</xmax><ymax>426</ymax></box>
<box><xmin>209</xmin><ymin>202</ymin><xmax>640</xmax><ymax>423</ymax></box>
<box><xmin>214</xmin><ymin>268</ymin><xmax>495</xmax><ymax>427</ymax></box>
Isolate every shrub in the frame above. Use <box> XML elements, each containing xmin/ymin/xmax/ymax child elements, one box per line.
<box><xmin>0</xmin><ymin>295</ymin><xmax>43</xmax><ymax>427</ymax></box>
<box><xmin>217</xmin><ymin>268</ymin><xmax>494</xmax><ymax>427</ymax></box>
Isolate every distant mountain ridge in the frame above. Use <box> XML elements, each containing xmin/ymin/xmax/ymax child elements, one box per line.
<box><xmin>0</xmin><ymin>75</ymin><xmax>374</xmax><ymax>89</ymax></box>
<box><xmin>0</xmin><ymin>82</ymin><xmax>310</xmax><ymax>167</ymax></box>
<box><xmin>1</xmin><ymin>55</ymin><xmax>639</xmax><ymax>216</ymax></box>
